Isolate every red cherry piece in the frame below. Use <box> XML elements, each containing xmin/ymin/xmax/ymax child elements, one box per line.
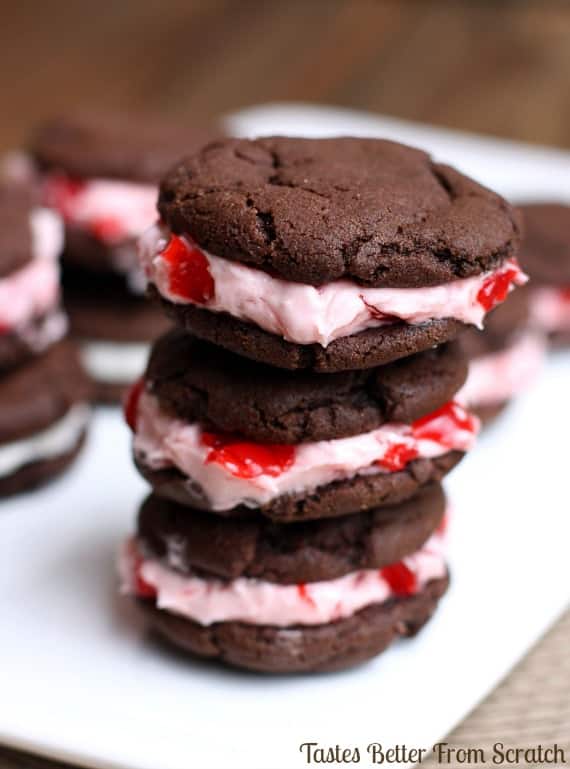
<box><xmin>90</xmin><ymin>216</ymin><xmax>125</xmax><ymax>242</ymax></box>
<box><xmin>412</xmin><ymin>401</ymin><xmax>476</xmax><ymax>447</ymax></box>
<box><xmin>201</xmin><ymin>431</ymin><xmax>295</xmax><ymax>479</ymax></box>
<box><xmin>360</xmin><ymin>296</ymin><xmax>400</xmax><ymax>324</ymax></box>
<box><xmin>560</xmin><ymin>287</ymin><xmax>570</xmax><ymax>302</ymax></box>
<box><xmin>381</xmin><ymin>562</ymin><xmax>418</xmax><ymax>596</ymax></box>
<box><xmin>161</xmin><ymin>235</ymin><xmax>214</xmax><ymax>303</ymax></box>
<box><xmin>297</xmin><ymin>583</ymin><xmax>315</xmax><ymax>607</ymax></box>
<box><xmin>0</xmin><ymin>321</ymin><xmax>9</xmax><ymax>335</ymax></box>
<box><xmin>128</xmin><ymin>541</ymin><xmax>157</xmax><ymax>599</ymax></box>
<box><xmin>124</xmin><ymin>378</ymin><xmax>144</xmax><ymax>432</ymax></box>
<box><xmin>477</xmin><ymin>260</ymin><xmax>520</xmax><ymax>311</ymax></box>
<box><xmin>377</xmin><ymin>441</ymin><xmax>419</xmax><ymax>472</ymax></box>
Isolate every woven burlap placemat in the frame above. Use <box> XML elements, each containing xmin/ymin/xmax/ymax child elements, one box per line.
<box><xmin>1</xmin><ymin>610</ymin><xmax>568</xmax><ymax>768</ymax></box>
<box><xmin>423</xmin><ymin>609</ymin><xmax>570</xmax><ymax>768</ymax></box>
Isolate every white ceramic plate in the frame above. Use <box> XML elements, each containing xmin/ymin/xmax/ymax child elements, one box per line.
<box><xmin>1</xmin><ymin>105</ymin><xmax>569</xmax><ymax>769</ymax></box>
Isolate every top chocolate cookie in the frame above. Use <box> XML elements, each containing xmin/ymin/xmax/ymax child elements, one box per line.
<box><xmin>519</xmin><ymin>203</ymin><xmax>570</xmax><ymax>285</ymax></box>
<box><xmin>31</xmin><ymin>111</ymin><xmax>220</xmax><ymax>184</ymax></box>
<box><xmin>158</xmin><ymin>136</ymin><xmax>520</xmax><ymax>288</ymax></box>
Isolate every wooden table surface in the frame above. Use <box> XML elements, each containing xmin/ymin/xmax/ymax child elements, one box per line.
<box><xmin>1</xmin><ymin>2</ymin><xmax>569</xmax><ymax>767</ymax></box>
<box><xmin>1</xmin><ymin>0</ymin><xmax>570</xmax><ymax>150</ymax></box>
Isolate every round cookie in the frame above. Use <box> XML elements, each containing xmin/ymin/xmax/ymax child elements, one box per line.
<box><xmin>137</xmin><ymin>482</ymin><xmax>446</xmax><ymax>584</ymax></box>
<box><xmin>137</xmin><ymin>575</ymin><xmax>449</xmax><ymax>674</ymax></box>
<box><xmin>0</xmin><ymin>341</ymin><xmax>90</xmax><ymax>495</ymax></box>
<box><xmin>136</xmin><ymin>451</ymin><xmax>463</xmax><ymax>524</ymax></box>
<box><xmin>158</xmin><ymin>137</ymin><xmax>519</xmax><ymax>287</ymax></box>
<box><xmin>30</xmin><ymin>111</ymin><xmax>220</xmax><ymax>400</ymax></box>
<box><xmin>146</xmin><ymin>329</ymin><xmax>468</xmax><ymax>443</ymax></box>
<box><xmin>31</xmin><ymin>111</ymin><xmax>220</xmax><ymax>184</ymax></box>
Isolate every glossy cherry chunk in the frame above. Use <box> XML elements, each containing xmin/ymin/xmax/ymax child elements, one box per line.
<box><xmin>297</xmin><ymin>583</ymin><xmax>315</xmax><ymax>607</ymax></box>
<box><xmin>124</xmin><ymin>378</ymin><xmax>145</xmax><ymax>432</ymax></box>
<box><xmin>201</xmin><ymin>431</ymin><xmax>295</xmax><ymax>479</ymax></box>
<box><xmin>381</xmin><ymin>562</ymin><xmax>418</xmax><ymax>596</ymax></box>
<box><xmin>161</xmin><ymin>235</ymin><xmax>215</xmax><ymax>303</ymax></box>
<box><xmin>377</xmin><ymin>441</ymin><xmax>419</xmax><ymax>472</ymax></box>
<box><xmin>412</xmin><ymin>401</ymin><xmax>476</xmax><ymax>447</ymax></box>
<box><xmin>477</xmin><ymin>260</ymin><xmax>520</xmax><ymax>311</ymax></box>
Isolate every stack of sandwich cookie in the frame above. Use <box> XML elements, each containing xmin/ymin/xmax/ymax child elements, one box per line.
<box><xmin>29</xmin><ymin>112</ymin><xmax>220</xmax><ymax>401</ymax></box>
<box><xmin>0</xmin><ymin>180</ymin><xmax>89</xmax><ymax>495</ymax></box>
<box><xmin>519</xmin><ymin>203</ymin><xmax>570</xmax><ymax>347</ymax></box>
<box><xmin>120</xmin><ymin>136</ymin><xmax>525</xmax><ymax>673</ymax></box>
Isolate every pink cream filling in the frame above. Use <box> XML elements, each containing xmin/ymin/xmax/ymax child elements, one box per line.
<box><xmin>133</xmin><ymin>391</ymin><xmax>478</xmax><ymax>511</ymax></box>
<box><xmin>530</xmin><ymin>287</ymin><xmax>570</xmax><ymax>333</ymax></box>
<box><xmin>457</xmin><ymin>332</ymin><xmax>546</xmax><ymax>408</ymax></box>
<box><xmin>0</xmin><ymin>208</ymin><xmax>63</xmax><ymax>333</ymax></box>
<box><xmin>139</xmin><ymin>224</ymin><xmax>527</xmax><ymax>347</ymax></box>
<box><xmin>119</xmin><ymin>531</ymin><xmax>447</xmax><ymax>627</ymax></box>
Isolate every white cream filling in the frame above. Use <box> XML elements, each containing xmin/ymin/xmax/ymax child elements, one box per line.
<box><xmin>0</xmin><ymin>404</ymin><xmax>90</xmax><ymax>478</ymax></box>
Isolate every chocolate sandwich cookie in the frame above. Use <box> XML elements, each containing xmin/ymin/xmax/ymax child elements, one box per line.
<box><xmin>519</xmin><ymin>203</ymin><xmax>570</xmax><ymax>346</ymax></box>
<box><xmin>457</xmin><ymin>287</ymin><xmax>545</xmax><ymax>424</ymax></box>
<box><xmin>30</xmin><ymin>111</ymin><xmax>220</xmax><ymax>400</ymax></box>
<box><xmin>120</xmin><ymin>518</ymin><xmax>449</xmax><ymax>673</ymax></box>
<box><xmin>0</xmin><ymin>341</ymin><xmax>90</xmax><ymax>495</ymax></box>
<box><xmin>129</xmin><ymin>331</ymin><xmax>477</xmax><ymax>522</ymax></box>
<box><xmin>137</xmin><ymin>482</ymin><xmax>446</xmax><ymax>584</ymax></box>
<box><xmin>0</xmin><ymin>181</ymin><xmax>66</xmax><ymax>370</ymax></box>
<box><xmin>141</xmin><ymin>136</ymin><xmax>525</xmax><ymax>372</ymax></box>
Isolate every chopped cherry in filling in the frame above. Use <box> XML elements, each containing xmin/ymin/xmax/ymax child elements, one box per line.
<box><xmin>377</xmin><ymin>442</ymin><xmax>419</xmax><ymax>472</ymax></box>
<box><xmin>412</xmin><ymin>401</ymin><xmax>476</xmax><ymax>447</ymax></box>
<box><xmin>560</xmin><ymin>287</ymin><xmax>570</xmax><ymax>302</ymax></box>
<box><xmin>161</xmin><ymin>235</ymin><xmax>215</xmax><ymax>303</ymax></box>
<box><xmin>297</xmin><ymin>583</ymin><xmax>316</xmax><ymax>607</ymax></box>
<box><xmin>380</xmin><ymin>561</ymin><xmax>418</xmax><ymax>596</ymax></box>
<box><xmin>201</xmin><ymin>432</ymin><xmax>295</xmax><ymax>479</ymax></box>
<box><xmin>124</xmin><ymin>378</ymin><xmax>145</xmax><ymax>432</ymax></box>
<box><xmin>130</xmin><ymin>541</ymin><xmax>157</xmax><ymax>598</ymax></box>
<box><xmin>360</xmin><ymin>297</ymin><xmax>400</xmax><ymax>324</ymax></box>
<box><xmin>477</xmin><ymin>259</ymin><xmax>521</xmax><ymax>311</ymax></box>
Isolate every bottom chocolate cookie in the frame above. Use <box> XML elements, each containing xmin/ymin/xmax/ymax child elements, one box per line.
<box><xmin>153</xmin><ymin>287</ymin><xmax>464</xmax><ymax>373</ymax></box>
<box><xmin>137</xmin><ymin>575</ymin><xmax>449</xmax><ymax>673</ymax></box>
